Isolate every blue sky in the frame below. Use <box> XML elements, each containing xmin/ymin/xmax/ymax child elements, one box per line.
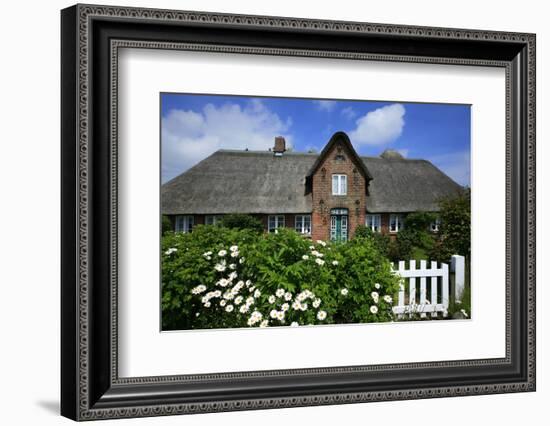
<box><xmin>161</xmin><ymin>93</ymin><xmax>471</xmax><ymax>186</ymax></box>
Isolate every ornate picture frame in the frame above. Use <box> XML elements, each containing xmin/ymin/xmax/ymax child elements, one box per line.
<box><xmin>61</xmin><ymin>4</ymin><xmax>535</xmax><ymax>421</ymax></box>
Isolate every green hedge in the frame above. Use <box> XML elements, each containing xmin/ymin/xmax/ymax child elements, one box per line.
<box><xmin>161</xmin><ymin>226</ymin><xmax>399</xmax><ymax>330</ymax></box>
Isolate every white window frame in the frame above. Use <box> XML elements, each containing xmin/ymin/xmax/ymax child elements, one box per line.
<box><xmin>389</xmin><ymin>214</ymin><xmax>405</xmax><ymax>233</ymax></box>
<box><xmin>205</xmin><ymin>215</ymin><xmax>222</xmax><ymax>226</ymax></box>
<box><xmin>268</xmin><ymin>215</ymin><xmax>285</xmax><ymax>233</ymax></box>
<box><xmin>294</xmin><ymin>215</ymin><xmax>312</xmax><ymax>235</ymax></box>
<box><xmin>332</xmin><ymin>174</ymin><xmax>347</xmax><ymax>195</ymax></box>
<box><xmin>175</xmin><ymin>215</ymin><xmax>194</xmax><ymax>233</ymax></box>
<box><xmin>430</xmin><ymin>218</ymin><xmax>441</xmax><ymax>232</ymax></box>
<box><xmin>366</xmin><ymin>214</ymin><xmax>381</xmax><ymax>232</ymax></box>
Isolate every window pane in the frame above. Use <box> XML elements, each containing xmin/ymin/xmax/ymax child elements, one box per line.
<box><xmin>341</xmin><ymin>175</ymin><xmax>347</xmax><ymax>195</ymax></box>
<box><xmin>390</xmin><ymin>214</ymin><xmax>397</xmax><ymax>232</ymax></box>
<box><xmin>332</xmin><ymin>175</ymin><xmax>338</xmax><ymax>194</ymax></box>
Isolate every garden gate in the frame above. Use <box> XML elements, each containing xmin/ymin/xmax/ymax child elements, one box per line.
<box><xmin>391</xmin><ymin>255</ymin><xmax>465</xmax><ymax>318</ymax></box>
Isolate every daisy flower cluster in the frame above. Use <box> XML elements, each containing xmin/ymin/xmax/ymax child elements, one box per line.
<box><xmin>265</xmin><ymin>287</ymin><xmax>327</xmax><ymax>326</ymax></box>
<box><xmin>190</xmin><ymin>245</ymin><xmax>263</xmax><ymax>324</ymax></box>
<box><xmin>301</xmin><ymin>240</ymin><xmax>340</xmax><ymax>267</ymax></box>
<box><xmin>367</xmin><ymin>282</ymin><xmax>393</xmax><ymax>316</ymax></box>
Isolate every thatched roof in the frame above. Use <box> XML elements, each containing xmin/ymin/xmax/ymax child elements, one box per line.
<box><xmin>161</xmin><ymin>150</ymin><xmax>463</xmax><ymax>215</ymax></box>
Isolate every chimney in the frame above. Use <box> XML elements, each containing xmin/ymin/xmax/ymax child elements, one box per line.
<box><xmin>273</xmin><ymin>136</ymin><xmax>286</xmax><ymax>156</ymax></box>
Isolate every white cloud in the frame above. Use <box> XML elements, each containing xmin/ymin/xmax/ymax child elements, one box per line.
<box><xmin>426</xmin><ymin>150</ymin><xmax>471</xmax><ymax>186</ymax></box>
<box><xmin>314</xmin><ymin>100</ymin><xmax>337</xmax><ymax>112</ymax></box>
<box><xmin>348</xmin><ymin>103</ymin><xmax>405</xmax><ymax>145</ymax></box>
<box><xmin>162</xmin><ymin>99</ymin><xmax>292</xmax><ymax>182</ymax></box>
<box><xmin>341</xmin><ymin>106</ymin><xmax>357</xmax><ymax>120</ymax></box>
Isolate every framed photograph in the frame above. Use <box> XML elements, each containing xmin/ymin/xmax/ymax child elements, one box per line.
<box><xmin>61</xmin><ymin>4</ymin><xmax>536</xmax><ymax>421</ymax></box>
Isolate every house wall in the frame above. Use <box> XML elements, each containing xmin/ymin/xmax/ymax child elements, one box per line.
<box><xmin>311</xmin><ymin>140</ymin><xmax>367</xmax><ymax>241</ymax></box>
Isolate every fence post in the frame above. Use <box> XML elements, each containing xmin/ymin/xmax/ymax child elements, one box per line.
<box><xmin>451</xmin><ymin>255</ymin><xmax>465</xmax><ymax>303</ymax></box>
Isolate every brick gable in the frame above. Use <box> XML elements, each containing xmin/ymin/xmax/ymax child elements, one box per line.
<box><xmin>311</xmin><ymin>138</ymin><xmax>367</xmax><ymax>241</ymax></box>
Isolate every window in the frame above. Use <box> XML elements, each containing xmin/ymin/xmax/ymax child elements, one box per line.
<box><xmin>332</xmin><ymin>174</ymin><xmax>347</xmax><ymax>195</ymax></box>
<box><xmin>366</xmin><ymin>214</ymin><xmax>381</xmax><ymax>232</ymax></box>
<box><xmin>175</xmin><ymin>215</ymin><xmax>194</xmax><ymax>233</ymax></box>
<box><xmin>205</xmin><ymin>215</ymin><xmax>222</xmax><ymax>226</ymax></box>
<box><xmin>268</xmin><ymin>215</ymin><xmax>285</xmax><ymax>233</ymax></box>
<box><xmin>430</xmin><ymin>218</ymin><xmax>441</xmax><ymax>232</ymax></box>
<box><xmin>389</xmin><ymin>214</ymin><xmax>405</xmax><ymax>233</ymax></box>
<box><xmin>295</xmin><ymin>215</ymin><xmax>311</xmax><ymax>235</ymax></box>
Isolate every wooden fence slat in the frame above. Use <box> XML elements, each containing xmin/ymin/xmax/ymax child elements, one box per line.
<box><xmin>430</xmin><ymin>261</ymin><xmax>438</xmax><ymax>318</ymax></box>
<box><xmin>409</xmin><ymin>260</ymin><xmax>416</xmax><ymax>313</ymax></box>
<box><xmin>397</xmin><ymin>261</ymin><xmax>405</xmax><ymax>314</ymax></box>
<box><xmin>442</xmin><ymin>263</ymin><xmax>449</xmax><ymax>316</ymax></box>
<box><xmin>419</xmin><ymin>260</ymin><xmax>427</xmax><ymax>318</ymax></box>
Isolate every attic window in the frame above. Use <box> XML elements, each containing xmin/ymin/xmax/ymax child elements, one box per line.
<box><xmin>332</xmin><ymin>174</ymin><xmax>347</xmax><ymax>195</ymax></box>
<box><xmin>335</xmin><ymin>154</ymin><xmax>346</xmax><ymax>161</ymax></box>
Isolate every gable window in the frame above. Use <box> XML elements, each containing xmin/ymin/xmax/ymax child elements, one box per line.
<box><xmin>175</xmin><ymin>215</ymin><xmax>194</xmax><ymax>233</ymax></box>
<box><xmin>430</xmin><ymin>218</ymin><xmax>441</xmax><ymax>232</ymax></box>
<box><xmin>366</xmin><ymin>214</ymin><xmax>381</xmax><ymax>232</ymax></box>
<box><xmin>332</xmin><ymin>174</ymin><xmax>347</xmax><ymax>195</ymax></box>
<box><xmin>389</xmin><ymin>214</ymin><xmax>405</xmax><ymax>233</ymax></box>
<box><xmin>268</xmin><ymin>215</ymin><xmax>285</xmax><ymax>233</ymax></box>
<box><xmin>295</xmin><ymin>215</ymin><xmax>311</xmax><ymax>235</ymax></box>
<box><xmin>205</xmin><ymin>215</ymin><xmax>222</xmax><ymax>226</ymax></box>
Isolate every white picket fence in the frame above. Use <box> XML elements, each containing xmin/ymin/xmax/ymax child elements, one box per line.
<box><xmin>391</xmin><ymin>255</ymin><xmax>465</xmax><ymax>319</ymax></box>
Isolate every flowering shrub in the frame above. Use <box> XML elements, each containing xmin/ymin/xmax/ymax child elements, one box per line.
<box><xmin>162</xmin><ymin>226</ymin><xmax>399</xmax><ymax>330</ymax></box>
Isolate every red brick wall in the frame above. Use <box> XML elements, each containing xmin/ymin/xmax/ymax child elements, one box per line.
<box><xmin>311</xmin><ymin>142</ymin><xmax>367</xmax><ymax>241</ymax></box>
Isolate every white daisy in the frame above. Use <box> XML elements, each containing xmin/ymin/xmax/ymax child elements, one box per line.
<box><xmin>281</xmin><ymin>303</ymin><xmax>289</xmax><ymax>311</ymax></box>
<box><xmin>220</xmin><ymin>300</ymin><xmax>227</xmax><ymax>307</ymax></box>
<box><xmin>191</xmin><ymin>285</ymin><xmax>207</xmax><ymax>294</ymax></box>
<box><xmin>234</xmin><ymin>296</ymin><xmax>243</xmax><ymax>305</ymax></box>
<box><xmin>317</xmin><ymin>310</ymin><xmax>327</xmax><ymax>320</ymax></box>
<box><xmin>332</xmin><ymin>260</ymin><xmax>339</xmax><ymax>266</ymax></box>
<box><xmin>218</xmin><ymin>250</ymin><xmax>227</xmax><ymax>257</ymax></box>
<box><xmin>204</xmin><ymin>302</ymin><xmax>211</xmax><ymax>308</ymax></box>
<box><xmin>239</xmin><ymin>257</ymin><xmax>245</xmax><ymax>264</ymax></box>
<box><xmin>270</xmin><ymin>310</ymin><xmax>278</xmax><ymax>319</ymax></box>
<box><xmin>302</xmin><ymin>255</ymin><xmax>309</xmax><ymax>260</ymax></box>
<box><xmin>370</xmin><ymin>305</ymin><xmax>378</xmax><ymax>314</ymax></box>
<box><xmin>230</xmin><ymin>245</ymin><xmax>238</xmax><ymax>252</ymax></box>
<box><xmin>276</xmin><ymin>311</ymin><xmax>285</xmax><ymax>321</ymax></box>
<box><xmin>254</xmin><ymin>289</ymin><xmax>261</xmax><ymax>298</ymax></box>
<box><xmin>374</xmin><ymin>283</ymin><xmax>381</xmax><ymax>289</ymax></box>
<box><xmin>230</xmin><ymin>251</ymin><xmax>239</xmax><ymax>258</ymax></box>
<box><xmin>340</xmin><ymin>288</ymin><xmax>348</xmax><ymax>296</ymax></box>
<box><xmin>275</xmin><ymin>288</ymin><xmax>285</xmax><ymax>298</ymax></box>
<box><xmin>164</xmin><ymin>248</ymin><xmax>177</xmax><ymax>255</ymax></box>
<box><xmin>268</xmin><ymin>295</ymin><xmax>276</xmax><ymax>304</ymax></box>
<box><xmin>239</xmin><ymin>304</ymin><xmax>249</xmax><ymax>314</ymax></box>
<box><xmin>315</xmin><ymin>258</ymin><xmax>325</xmax><ymax>266</ymax></box>
<box><xmin>312</xmin><ymin>298</ymin><xmax>321</xmax><ymax>308</ymax></box>
<box><xmin>300</xmin><ymin>303</ymin><xmax>308</xmax><ymax>311</ymax></box>
<box><xmin>259</xmin><ymin>320</ymin><xmax>269</xmax><ymax>328</ymax></box>
<box><xmin>383</xmin><ymin>295</ymin><xmax>392</xmax><ymax>303</ymax></box>
<box><xmin>225</xmin><ymin>305</ymin><xmax>234</xmax><ymax>313</ymax></box>
<box><xmin>214</xmin><ymin>263</ymin><xmax>226</xmax><ymax>272</ymax></box>
<box><xmin>284</xmin><ymin>292</ymin><xmax>292</xmax><ymax>301</ymax></box>
<box><xmin>229</xmin><ymin>263</ymin><xmax>236</xmax><ymax>270</ymax></box>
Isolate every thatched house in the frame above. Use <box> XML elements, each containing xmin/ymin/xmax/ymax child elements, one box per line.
<box><xmin>162</xmin><ymin>131</ymin><xmax>462</xmax><ymax>241</ymax></box>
